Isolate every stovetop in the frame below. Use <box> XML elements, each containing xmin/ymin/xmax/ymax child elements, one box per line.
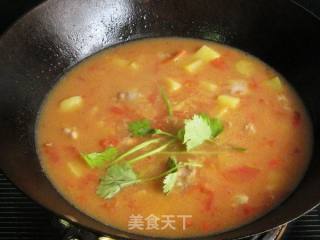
<box><xmin>1</xmin><ymin>0</ymin><xmax>320</xmax><ymax>240</ymax></box>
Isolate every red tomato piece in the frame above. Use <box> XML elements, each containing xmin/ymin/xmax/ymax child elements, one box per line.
<box><xmin>99</xmin><ymin>138</ymin><xmax>119</xmax><ymax>148</ymax></box>
<box><xmin>185</xmin><ymin>218</ymin><xmax>193</xmax><ymax>228</ymax></box>
<box><xmin>110</xmin><ymin>106</ymin><xmax>126</xmax><ymax>116</ymax></box>
<box><xmin>127</xmin><ymin>199</ymin><xmax>138</xmax><ymax>211</ymax></box>
<box><xmin>162</xmin><ymin>49</ymin><xmax>187</xmax><ymax>64</ymax></box>
<box><xmin>242</xmin><ymin>205</ymin><xmax>257</xmax><ymax>217</ymax></box>
<box><xmin>147</xmin><ymin>92</ymin><xmax>158</xmax><ymax>104</ymax></box>
<box><xmin>201</xmin><ymin>222</ymin><xmax>210</xmax><ymax>232</ymax></box>
<box><xmin>292</xmin><ymin>111</ymin><xmax>301</xmax><ymax>127</ymax></box>
<box><xmin>195</xmin><ymin>184</ymin><xmax>215</xmax><ymax>212</ymax></box>
<box><xmin>211</xmin><ymin>58</ymin><xmax>227</xmax><ymax>70</ymax></box>
<box><xmin>88</xmin><ymin>65</ymin><xmax>98</xmax><ymax>72</ymax></box>
<box><xmin>268</xmin><ymin>159</ymin><xmax>282</xmax><ymax>169</ymax></box>
<box><xmin>266</xmin><ymin>139</ymin><xmax>275</xmax><ymax>147</ymax></box>
<box><xmin>223</xmin><ymin>166</ymin><xmax>260</xmax><ymax>182</ymax></box>
<box><xmin>109</xmin><ymin>105</ymin><xmax>139</xmax><ymax>120</ymax></box>
<box><xmin>43</xmin><ymin>145</ymin><xmax>60</xmax><ymax>163</ymax></box>
<box><xmin>64</xmin><ymin>145</ymin><xmax>80</xmax><ymax>158</ymax></box>
<box><xmin>172</xmin><ymin>111</ymin><xmax>184</xmax><ymax>120</ymax></box>
<box><xmin>203</xmin><ymin>194</ymin><xmax>214</xmax><ymax>212</ymax></box>
<box><xmin>249</xmin><ymin>80</ymin><xmax>259</xmax><ymax>90</ymax></box>
<box><xmin>81</xmin><ymin>173</ymin><xmax>99</xmax><ymax>186</ymax></box>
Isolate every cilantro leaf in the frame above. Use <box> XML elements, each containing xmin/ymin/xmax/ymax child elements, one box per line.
<box><xmin>176</xmin><ymin>128</ymin><xmax>185</xmax><ymax>141</ymax></box>
<box><xmin>96</xmin><ymin>164</ymin><xmax>139</xmax><ymax>199</ymax></box>
<box><xmin>163</xmin><ymin>158</ymin><xmax>203</xmax><ymax>194</ymax></box>
<box><xmin>183</xmin><ymin>114</ymin><xmax>212</xmax><ymax>151</ymax></box>
<box><xmin>163</xmin><ymin>172</ymin><xmax>178</xmax><ymax>194</ymax></box>
<box><xmin>163</xmin><ymin>157</ymin><xmax>179</xmax><ymax>194</ymax></box>
<box><xmin>178</xmin><ymin>114</ymin><xmax>224</xmax><ymax>151</ymax></box>
<box><xmin>199</xmin><ymin>113</ymin><xmax>224</xmax><ymax>138</ymax></box>
<box><xmin>81</xmin><ymin>147</ymin><xmax>118</xmax><ymax>168</ymax></box>
<box><xmin>128</xmin><ymin>119</ymin><xmax>153</xmax><ymax>136</ymax></box>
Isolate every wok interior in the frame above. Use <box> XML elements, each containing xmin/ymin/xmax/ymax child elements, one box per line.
<box><xmin>0</xmin><ymin>0</ymin><xmax>319</xmax><ymax>239</ymax></box>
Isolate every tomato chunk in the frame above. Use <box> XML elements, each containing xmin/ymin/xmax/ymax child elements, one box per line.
<box><xmin>292</xmin><ymin>111</ymin><xmax>301</xmax><ymax>127</ymax></box>
<box><xmin>99</xmin><ymin>138</ymin><xmax>119</xmax><ymax>148</ymax></box>
<box><xmin>210</xmin><ymin>58</ymin><xmax>227</xmax><ymax>70</ymax></box>
<box><xmin>43</xmin><ymin>145</ymin><xmax>60</xmax><ymax>163</ymax></box>
<box><xmin>268</xmin><ymin>159</ymin><xmax>282</xmax><ymax>169</ymax></box>
<box><xmin>223</xmin><ymin>166</ymin><xmax>260</xmax><ymax>182</ymax></box>
<box><xmin>110</xmin><ymin>106</ymin><xmax>126</xmax><ymax>116</ymax></box>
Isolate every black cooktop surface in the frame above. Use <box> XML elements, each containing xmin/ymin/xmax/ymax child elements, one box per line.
<box><xmin>1</xmin><ymin>1</ymin><xmax>320</xmax><ymax>240</ymax></box>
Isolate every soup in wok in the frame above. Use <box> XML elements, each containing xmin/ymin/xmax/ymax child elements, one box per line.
<box><xmin>36</xmin><ymin>38</ymin><xmax>312</xmax><ymax>238</ymax></box>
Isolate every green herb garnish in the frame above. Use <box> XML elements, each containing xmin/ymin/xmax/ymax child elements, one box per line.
<box><xmin>163</xmin><ymin>157</ymin><xmax>202</xmax><ymax>194</ymax></box>
<box><xmin>200</xmin><ymin>113</ymin><xmax>224</xmax><ymax>138</ymax></box>
<box><xmin>97</xmin><ymin>163</ymin><xmax>139</xmax><ymax>199</ymax></box>
<box><xmin>81</xmin><ymin>147</ymin><xmax>118</xmax><ymax>168</ymax></box>
<box><xmin>163</xmin><ymin>157</ymin><xmax>179</xmax><ymax>194</ymax></box>
<box><xmin>128</xmin><ymin>119</ymin><xmax>153</xmax><ymax>136</ymax></box>
<box><xmin>81</xmin><ymin>111</ymin><xmax>246</xmax><ymax>199</ymax></box>
<box><xmin>160</xmin><ymin>87</ymin><xmax>173</xmax><ymax>118</ymax></box>
<box><xmin>97</xmin><ymin>157</ymin><xmax>202</xmax><ymax>198</ymax></box>
<box><xmin>178</xmin><ymin>114</ymin><xmax>224</xmax><ymax>151</ymax></box>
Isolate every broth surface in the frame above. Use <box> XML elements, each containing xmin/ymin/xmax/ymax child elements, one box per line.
<box><xmin>36</xmin><ymin>38</ymin><xmax>312</xmax><ymax>238</ymax></box>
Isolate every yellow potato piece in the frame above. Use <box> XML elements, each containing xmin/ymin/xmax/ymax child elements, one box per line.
<box><xmin>194</xmin><ymin>45</ymin><xmax>220</xmax><ymax>62</ymax></box>
<box><xmin>165</xmin><ymin>77</ymin><xmax>182</xmax><ymax>92</ymax></box>
<box><xmin>67</xmin><ymin>161</ymin><xmax>83</xmax><ymax>178</ymax></box>
<box><xmin>112</xmin><ymin>57</ymin><xmax>130</xmax><ymax>67</ymax></box>
<box><xmin>199</xmin><ymin>81</ymin><xmax>218</xmax><ymax>92</ymax></box>
<box><xmin>184</xmin><ymin>59</ymin><xmax>203</xmax><ymax>74</ymax></box>
<box><xmin>236</xmin><ymin>60</ymin><xmax>255</xmax><ymax>77</ymax></box>
<box><xmin>129</xmin><ymin>61</ymin><xmax>140</xmax><ymax>70</ymax></box>
<box><xmin>233</xmin><ymin>194</ymin><xmax>249</xmax><ymax>205</ymax></box>
<box><xmin>265</xmin><ymin>76</ymin><xmax>282</xmax><ymax>91</ymax></box>
<box><xmin>217</xmin><ymin>95</ymin><xmax>240</xmax><ymax>109</ymax></box>
<box><xmin>59</xmin><ymin>96</ymin><xmax>83</xmax><ymax>112</ymax></box>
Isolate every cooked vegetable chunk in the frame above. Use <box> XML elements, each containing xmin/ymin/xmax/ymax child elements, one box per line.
<box><xmin>217</xmin><ymin>95</ymin><xmax>240</xmax><ymax>109</ymax></box>
<box><xmin>59</xmin><ymin>96</ymin><xmax>83</xmax><ymax>112</ymax></box>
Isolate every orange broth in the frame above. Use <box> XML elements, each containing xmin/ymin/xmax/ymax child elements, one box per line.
<box><xmin>36</xmin><ymin>38</ymin><xmax>312</xmax><ymax>238</ymax></box>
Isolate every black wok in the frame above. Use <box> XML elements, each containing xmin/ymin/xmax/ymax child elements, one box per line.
<box><xmin>0</xmin><ymin>0</ymin><xmax>320</xmax><ymax>239</ymax></box>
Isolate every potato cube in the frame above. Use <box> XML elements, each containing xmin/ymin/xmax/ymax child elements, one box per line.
<box><xmin>165</xmin><ymin>77</ymin><xmax>182</xmax><ymax>92</ymax></box>
<box><xmin>233</xmin><ymin>194</ymin><xmax>249</xmax><ymax>205</ymax></box>
<box><xmin>184</xmin><ymin>59</ymin><xmax>203</xmax><ymax>74</ymax></box>
<box><xmin>194</xmin><ymin>45</ymin><xmax>220</xmax><ymax>62</ymax></box>
<box><xmin>199</xmin><ymin>81</ymin><xmax>218</xmax><ymax>92</ymax></box>
<box><xmin>129</xmin><ymin>61</ymin><xmax>140</xmax><ymax>70</ymax></box>
<box><xmin>67</xmin><ymin>161</ymin><xmax>83</xmax><ymax>177</ymax></box>
<box><xmin>59</xmin><ymin>96</ymin><xmax>83</xmax><ymax>112</ymax></box>
<box><xmin>266</xmin><ymin>76</ymin><xmax>282</xmax><ymax>91</ymax></box>
<box><xmin>217</xmin><ymin>95</ymin><xmax>240</xmax><ymax>109</ymax></box>
<box><xmin>236</xmin><ymin>60</ymin><xmax>254</xmax><ymax>77</ymax></box>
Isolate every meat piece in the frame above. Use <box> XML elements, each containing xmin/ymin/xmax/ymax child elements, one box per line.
<box><xmin>117</xmin><ymin>90</ymin><xmax>141</xmax><ymax>101</ymax></box>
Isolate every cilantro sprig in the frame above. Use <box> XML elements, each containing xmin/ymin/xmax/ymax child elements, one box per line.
<box><xmin>81</xmin><ymin>114</ymin><xmax>223</xmax><ymax>171</ymax></box>
<box><xmin>80</xmin><ymin>113</ymin><xmax>245</xmax><ymax>199</ymax></box>
<box><xmin>97</xmin><ymin>163</ymin><xmax>140</xmax><ymax>199</ymax></box>
<box><xmin>97</xmin><ymin>157</ymin><xmax>203</xmax><ymax>199</ymax></box>
<box><xmin>163</xmin><ymin>157</ymin><xmax>203</xmax><ymax>194</ymax></box>
<box><xmin>178</xmin><ymin>113</ymin><xmax>224</xmax><ymax>150</ymax></box>
<box><xmin>160</xmin><ymin>87</ymin><xmax>173</xmax><ymax>118</ymax></box>
<box><xmin>128</xmin><ymin>119</ymin><xmax>153</xmax><ymax>136</ymax></box>
<box><xmin>81</xmin><ymin>147</ymin><xmax>118</xmax><ymax>168</ymax></box>
<box><xmin>127</xmin><ymin>114</ymin><xmax>223</xmax><ymax>150</ymax></box>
